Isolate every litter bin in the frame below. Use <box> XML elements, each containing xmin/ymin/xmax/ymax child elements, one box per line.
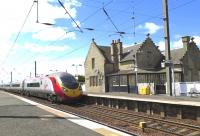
<box><xmin>139</xmin><ymin>86</ymin><xmax>150</xmax><ymax>95</ymax></box>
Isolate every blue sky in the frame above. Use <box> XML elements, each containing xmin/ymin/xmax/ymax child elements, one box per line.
<box><xmin>0</xmin><ymin>0</ymin><xmax>200</xmax><ymax>83</ymax></box>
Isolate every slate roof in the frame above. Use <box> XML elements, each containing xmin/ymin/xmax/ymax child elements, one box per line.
<box><xmin>95</xmin><ymin>39</ymin><xmax>187</xmax><ymax>65</ymax></box>
<box><xmin>170</xmin><ymin>48</ymin><xmax>186</xmax><ymax>64</ymax></box>
<box><xmin>97</xmin><ymin>45</ymin><xmax>112</xmax><ymax>63</ymax></box>
<box><xmin>120</xmin><ymin>43</ymin><xmax>142</xmax><ymax>62</ymax></box>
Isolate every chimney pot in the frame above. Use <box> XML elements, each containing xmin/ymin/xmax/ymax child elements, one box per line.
<box><xmin>182</xmin><ymin>36</ymin><xmax>190</xmax><ymax>44</ymax></box>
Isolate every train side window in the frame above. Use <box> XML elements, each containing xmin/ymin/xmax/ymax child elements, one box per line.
<box><xmin>41</xmin><ymin>81</ymin><xmax>42</xmax><ymax>85</ymax></box>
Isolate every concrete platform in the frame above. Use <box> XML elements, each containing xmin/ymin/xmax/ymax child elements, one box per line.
<box><xmin>83</xmin><ymin>92</ymin><xmax>200</xmax><ymax>107</ymax></box>
<box><xmin>83</xmin><ymin>92</ymin><xmax>200</xmax><ymax>122</ymax></box>
<box><xmin>0</xmin><ymin>90</ymin><xmax>131</xmax><ymax>136</ymax></box>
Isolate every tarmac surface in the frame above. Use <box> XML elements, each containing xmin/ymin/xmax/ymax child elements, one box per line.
<box><xmin>0</xmin><ymin>90</ymin><xmax>131</xmax><ymax>136</ymax></box>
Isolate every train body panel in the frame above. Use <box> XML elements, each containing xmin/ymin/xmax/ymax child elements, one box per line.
<box><xmin>1</xmin><ymin>72</ymin><xmax>82</xmax><ymax>102</ymax></box>
<box><xmin>10</xmin><ymin>82</ymin><xmax>23</xmax><ymax>93</ymax></box>
<box><xmin>23</xmin><ymin>77</ymin><xmax>55</xmax><ymax>94</ymax></box>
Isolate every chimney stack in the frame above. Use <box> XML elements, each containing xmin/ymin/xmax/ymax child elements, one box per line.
<box><xmin>110</xmin><ymin>39</ymin><xmax>123</xmax><ymax>72</ymax></box>
<box><xmin>182</xmin><ymin>36</ymin><xmax>190</xmax><ymax>51</ymax></box>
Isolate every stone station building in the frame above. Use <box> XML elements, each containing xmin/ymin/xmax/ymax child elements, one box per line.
<box><xmin>84</xmin><ymin>36</ymin><xmax>200</xmax><ymax>94</ymax></box>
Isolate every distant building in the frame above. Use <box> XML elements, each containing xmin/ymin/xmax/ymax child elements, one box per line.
<box><xmin>84</xmin><ymin>36</ymin><xmax>200</xmax><ymax>94</ymax></box>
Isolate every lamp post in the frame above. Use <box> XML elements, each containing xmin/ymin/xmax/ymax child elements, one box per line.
<box><xmin>72</xmin><ymin>64</ymin><xmax>82</xmax><ymax>77</ymax></box>
<box><xmin>10</xmin><ymin>71</ymin><xmax>12</xmax><ymax>83</ymax></box>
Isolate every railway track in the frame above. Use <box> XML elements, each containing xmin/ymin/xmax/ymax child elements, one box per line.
<box><xmin>9</xmin><ymin>92</ymin><xmax>200</xmax><ymax>136</ymax></box>
<box><xmin>81</xmin><ymin>104</ymin><xmax>200</xmax><ymax>136</ymax></box>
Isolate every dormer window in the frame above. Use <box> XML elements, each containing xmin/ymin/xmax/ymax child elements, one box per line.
<box><xmin>92</xmin><ymin>58</ymin><xmax>95</xmax><ymax>69</ymax></box>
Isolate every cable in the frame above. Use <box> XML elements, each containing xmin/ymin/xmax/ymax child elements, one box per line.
<box><xmin>1</xmin><ymin>1</ymin><xmax>35</xmax><ymax>65</ymax></box>
<box><xmin>132</xmin><ymin>6</ymin><xmax>136</xmax><ymax>37</ymax></box>
<box><xmin>58</xmin><ymin>0</ymin><xmax>83</xmax><ymax>33</ymax></box>
<box><xmin>52</xmin><ymin>45</ymin><xmax>86</xmax><ymax>60</ymax></box>
<box><xmin>121</xmin><ymin>0</ymin><xmax>197</xmax><ymax>37</ymax></box>
<box><xmin>103</xmin><ymin>7</ymin><xmax>124</xmax><ymax>37</ymax></box>
<box><xmin>170</xmin><ymin>0</ymin><xmax>197</xmax><ymax>11</ymax></box>
<box><xmin>81</xmin><ymin>0</ymin><xmax>113</xmax><ymax>23</ymax></box>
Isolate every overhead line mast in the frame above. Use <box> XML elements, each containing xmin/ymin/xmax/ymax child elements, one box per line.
<box><xmin>162</xmin><ymin>0</ymin><xmax>172</xmax><ymax>96</ymax></box>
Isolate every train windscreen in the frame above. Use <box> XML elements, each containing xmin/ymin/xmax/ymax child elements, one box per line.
<box><xmin>60</xmin><ymin>74</ymin><xmax>79</xmax><ymax>89</ymax></box>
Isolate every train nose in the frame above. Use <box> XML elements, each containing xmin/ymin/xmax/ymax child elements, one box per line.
<box><xmin>61</xmin><ymin>86</ymin><xmax>81</xmax><ymax>98</ymax></box>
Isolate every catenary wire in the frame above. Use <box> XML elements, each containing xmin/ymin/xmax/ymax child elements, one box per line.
<box><xmin>1</xmin><ymin>1</ymin><xmax>35</xmax><ymax>65</ymax></box>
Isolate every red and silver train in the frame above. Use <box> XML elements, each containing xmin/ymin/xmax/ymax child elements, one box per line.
<box><xmin>0</xmin><ymin>72</ymin><xmax>82</xmax><ymax>102</ymax></box>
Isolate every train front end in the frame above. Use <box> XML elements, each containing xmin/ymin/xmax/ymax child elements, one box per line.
<box><xmin>60</xmin><ymin>73</ymin><xmax>82</xmax><ymax>100</ymax></box>
<box><xmin>50</xmin><ymin>72</ymin><xmax>82</xmax><ymax>101</ymax></box>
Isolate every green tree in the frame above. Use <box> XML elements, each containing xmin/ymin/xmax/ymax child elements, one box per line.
<box><xmin>78</xmin><ymin>75</ymin><xmax>85</xmax><ymax>82</ymax></box>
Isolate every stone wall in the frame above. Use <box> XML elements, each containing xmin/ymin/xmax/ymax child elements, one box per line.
<box><xmin>84</xmin><ymin>42</ymin><xmax>107</xmax><ymax>93</ymax></box>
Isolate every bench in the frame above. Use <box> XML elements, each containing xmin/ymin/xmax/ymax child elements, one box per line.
<box><xmin>188</xmin><ymin>88</ymin><xmax>200</xmax><ymax>97</ymax></box>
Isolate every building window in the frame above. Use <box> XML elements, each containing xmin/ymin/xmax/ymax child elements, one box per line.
<box><xmin>89</xmin><ymin>77</ymin><xmax>92</xmax><ymax>86</ymax></box>
<box><xmin>89</xmin><ymin>76</ymin><xmax>98</xmax><ymax>87</ymax></box>
<box><xmin>92</xmin><ymin>58</ymin><xmax>95</xmax><ymax>69</ymax></box>
<box><xmin>129</xmin><ymin>75</ymin><xmax>136</xmax><ymax>86</ymax></box>
<box><xmin>94</xmin><ymin>76</ymin><xmax>97</xmax><ymax>86</ymax></box>
<box><xmin>120</xmin><ymin>75</ymin><xmax>127</xmax><ymax>86</ymax></box>
<box><xmin>99</xmin><ymin>77</ymin><xmax>102</xmax><ymax>86</ymax></box>
<box><xmin>110</xmin><ymin>76</ymin><xmax>120</xmax><ymax>86</ymax></box>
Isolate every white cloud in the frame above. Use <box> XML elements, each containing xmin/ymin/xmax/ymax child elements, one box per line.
<box><xmin>157</xmin><ymin>41</ymin><xmax>165</xmax><ymax>51</ymax></box>
<box><xmin>193</xmin><ymin>36</ymin><xmax>200</xmax><ymax>45</ymax></box>
<box><xmin>173</xmin><ymin>39</ymin><xmax>183</xmax><ymax>49</ymax></box>
<box><xmin>32</xmin><ymin>27</ymin><xmax>76</xmax><ymax>41</ymax></box>
<box><xmin>171</xmin><ymin>36</ymin><xmax>200</xmax><ymax>49</ymax></box>
<box><xmin>38</xmin><ymin>57</ymin><xmax>85</xmax><ymax>76</ymax></box>
<box><xmin>0</xmin><ymin>41</ymin><xmax>20</xmax><ymax>63</ymax></box>
<box><xmin>157</xmin><ymin>39</ymin><xmax>183</xmax><ymax>51</ymax></box>
<box><xmin>157</xmin><ymin>36</ymin><xmax>200</xmax><ymax>51</ymax></box>
<box><xmin>174</xmin><ymin>34</ymin><xmax>182</xmax><ymax>40</ymax></box>
<box><xmin>23</xmin><ymin>43</ymin><xmax>70</xmax><ymax>53</ymax></box>
<box><xmin>136</xmin><ymin>22</ymin><xmax>162</xmax><ymax>34</ymax></box>
<box><xmin>157</xmin><ymin>40</ymin><xmax>183</xmax><ymax>51</ymax></box>
<box><xmin>0</xmin><ymin>0</ymin><xmax>81</xmax><ymax>65</ymax></box>
<box><xmin>145</xmin><ymin>22</ymin><xmax>162</xmax><ymax>34</ymax></box>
